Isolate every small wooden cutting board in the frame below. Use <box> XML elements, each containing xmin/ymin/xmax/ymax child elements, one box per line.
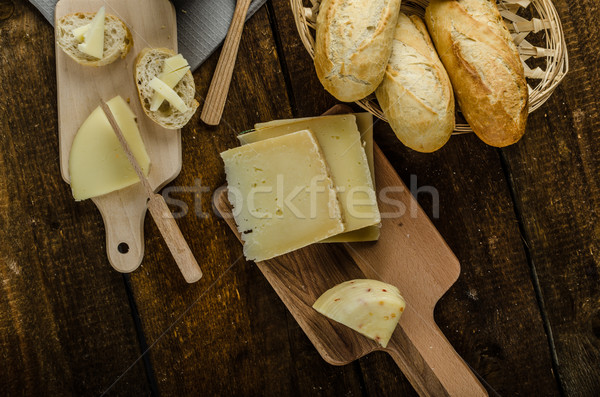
<box><xmin>215</xmin><ymin>137</ymin><xmax>488</xmax><ymax>395</ymax></box>
<box><xmin>55</xmin><ymin>0</ymin><xmax>180</xmax><ymax>272</ymax></box>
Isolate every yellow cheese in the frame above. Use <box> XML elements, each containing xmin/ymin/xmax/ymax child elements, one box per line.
<box><xmin>322</xmin><ymin>112</ymin><xmax>379</xmax><ymax>242</ymax></box>
<box><xmin>72</xmin><ymin>24</ymin><xmax>90</xmax><ymax>42</ymax></box>
<box><xmin>313</xmin><ymin>279</ymin><xmax>406</xmax><ymax>348</ymax></box>
<box><xmin>221</xmin><ymin>129</ymin><xmax>345</xmax><ymax>262</ymax></box>
<box><xmin>149</xmin><ymin>78</ymin><xmax>188</xmax><ymax>113</ymax></box>
<box><xmin>69</xmin><ymin>96</ymin><xmax>151</xmax><ymax>201</ymax></box>
<box><xmin>150</xmin><ymin>55</ymin><xmax>191</xmax><ymax>111</ymax></box>
<box><xmin>254</xmin><ymin>113</ymin><xmax>379</xmax><ymax>242</ymax></box>
<box><xmin>241</xmin><ymin>114</ymin><xmax>380</xmax><ymax>241</ymax></box>
<box><xmin>77</xmin><ymin>6</ymin><xmax>105</xmax><ymax>59</ymax></box>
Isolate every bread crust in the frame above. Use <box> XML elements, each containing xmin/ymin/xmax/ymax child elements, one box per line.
<box><xmin>376</xmin><ymin>14</ymin><xmax>454</xmax><ymax>152</ymax></box>
<box><xmin>134</xmin><ymin>48</ymin><xmax>199</xmax><ymax>130</ymax></box>
<box><xmin>314</xmin><ymin>0</ymin><xmax>402</xmax><ymax>102</ymax></box>
<box><xmin>425</xmin><ymin>0</ymin><xmax>528</xmax><ymax>147</ymax></box>
<box><xmin>56</xmin><ymin>12</ymin><xmax>133</xmax><ymax>67</ymax></box>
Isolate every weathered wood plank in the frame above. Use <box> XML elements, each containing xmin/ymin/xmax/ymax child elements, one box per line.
<box><xmin>501</xmin><ymin>1</ymin><xmax>600</xmax><ymax>395</ymax></box>
<box><xmin>126</xmin><ymin>7</ymin><xmax>366</xmax><ymax>395</ymax></box>
<box><xmin>267</xmin><ymin>0</ymin><xmax>560</xmax><ymax>395</ymax></box>
<box><xmin>0</xmin><ymin>2</ymin><xmax>149</xmax><ymax>395</ymax></box>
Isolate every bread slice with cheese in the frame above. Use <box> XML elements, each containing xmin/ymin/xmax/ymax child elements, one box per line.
<box><xmin>134</xmin><ymin>48</ymin><xmax>199</xmax><ymax>129</ymax></box>
<box><xmin>56</xmin><ymin>9</ymin><xmax>133</xmax><ymax>66</ymax></box>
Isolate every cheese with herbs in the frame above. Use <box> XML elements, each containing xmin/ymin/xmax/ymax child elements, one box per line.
<box><xmin>313</xmin><ymin>279</ymin><xmax>406</xmax><ymax>348</ymax></box>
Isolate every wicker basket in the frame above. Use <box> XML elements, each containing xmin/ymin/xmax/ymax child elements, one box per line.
<box><xmin>291</xmin><ymin>0</ymin><xmax>568</xmax><ymax>134</ymax></box>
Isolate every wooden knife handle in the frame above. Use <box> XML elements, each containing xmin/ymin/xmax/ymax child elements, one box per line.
<box><xmin>200</xmin><ymin>0</ymin><xmax>253</xmax><ymax>125</ymax></box>
<box><xmin>147</xmin><ymin>193</ymin><xmax>202</xmax><ymax>283</ymax></box>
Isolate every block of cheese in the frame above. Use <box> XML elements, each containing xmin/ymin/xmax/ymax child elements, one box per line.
<box><xmin>69</xmin><ymin>96</ymin><xmax>150</xmax><ymax>201</ymax></box>
<box><xmin>221</xmin><ymin>129</ymin><xmax>345</xmax><ymax>262</ymax></box>
<box><xmin>149</xmin><ymin>78</ymin><xmax>188</xmax><ymax>113</ymax></box>
<box><xmin>313</xmin><ymin>279</ymin><xmax>406</xmax><ymax>348</ymax></box>
<box><xmin>256</xmin><ymin>112</ymin><xmax>375</xmax><ymax>186</ymax></box>
<box><xmin>244</xmin><ymin>114</ymin><xmax>380</xmax><ymax>242</ymax></box>
<box><xmin>150</xmin><ymin>54</ymin><xmax>191</xmax><ymax>111</ymax></box>
<box><xmin>77</xmin><ymin>6</ymin><xmax>105</xmax><ymax>59</ymax></box>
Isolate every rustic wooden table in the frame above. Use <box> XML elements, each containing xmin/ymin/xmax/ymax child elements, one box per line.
<box><xmin>1</xmin><ymin>0</ymin><xmax>598</xmax><ymax>395</ymax></box>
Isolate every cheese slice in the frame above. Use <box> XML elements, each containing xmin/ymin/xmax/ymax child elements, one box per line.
<box><xmin>256</xmin><ymin>113</ymin><xmax>375</xmax><ymax>182</ymax></box>
<box><xmin>69</xmin><ymin>96</ymin><xmax>151</xmax><ymax>201</ymax></box>
<box><xmin>150</xmin><ymin>55</ymin><xmax>191</xmax><ymax>111</ymax></box>
<box><xmin>254</xmin><ymin>113</ymin><xmax>379</xmax><ymax>242</ymax></box>
<box><xmin>241</xmin><ymin>114</ymin><xmax>380</xmax><ymax>241</ymax></box>
<box><xmin>313</xmin><ymin>279</ymin><xmax>406</xmax><ymax>348</ymax></box>
<box><xmin>77</xmin><ymin>6</ymin><xmax>105</xmax><ymax>59</ymax></box>
<box><xmin>149</xmin><ymin>77</ymin><xmax>188</xmax><ymax>113</ymax></box>
<box><xmin>72</xmin><ymin>24</ymin><xmax>90</xmax><ymax>42</ymax></box>
<box><xmin>221</xmin><ymin>129</ymin><xmax>345</xmax><ymax>262</ymax></box>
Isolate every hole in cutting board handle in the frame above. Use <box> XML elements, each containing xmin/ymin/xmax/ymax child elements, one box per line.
<box><xmin>117</xmin><ymin>242</ymin><xmax>130</xmax><ymax>254</ymax></box>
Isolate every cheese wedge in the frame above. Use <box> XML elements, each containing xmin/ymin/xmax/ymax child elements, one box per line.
<box><xmin>69</xmin><ymin>96</ymin><xmax>150</xmax><ymax>201</ymax></box>
<box><xmin>313</xmin><ymin>279</ymin><xmax>406</xmax><ymax>348</ymax></box>
<box><xmin>221</xmin><ymin>129</ymin><xmax>345</xmax><ymax>262</ymax></box>
<box><xmin>240</xmin><ymin>114</ymin><xmax>380</xmax><ymax>239</ymax></box>
<box><xmin>77</xmin><ymin>6</ymin><xmax>105</xmax><ymax>59</ymax></box>
<box><xmin>72</xmin><ymin>24</ymin><xmax>90</xmax><ymax>42</ymax></box>
<box><xmin>149</xmin><ymin>77</ymin><xmax>188</xmax><ymax>113</ymax></box>
<box><xmin>150</xmin><ymin>54</ymin><xmax>191</xmax><ymax>111</ymax></box>
<box><xmin>254</xmin><ymin>112</ymin><xmax>381</xmax><ymax>243</ymax></box>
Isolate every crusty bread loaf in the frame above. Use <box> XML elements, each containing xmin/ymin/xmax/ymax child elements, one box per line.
<box><xmin>425</xmin><ymin>0</ymin><xmax>528</xmax><ymax>147</ymax></box>
<box><xmin>56</xmin><ymin>12</ymin><xmax>132</xmax><ymax>67</ymax></box>
<box><xmin>376</xmin><ymin>13</ymin><xmax>454</xmax><ymax>153</ymax></box>
<box><xmin>314</xmin><ymin>0</ymin><xmax>402</xmax><ymax>102</ymax></box>
<box><xmin>134</xmin><ymin>48</ymin><xmax>199</xmax><ymax>130</ymax></box>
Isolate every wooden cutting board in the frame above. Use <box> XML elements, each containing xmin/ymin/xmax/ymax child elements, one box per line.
<box><xmin>55</xmin><ymin>0</ymin><xmax>180</xmax><ymax>272</ymax></box>
<box><xmin>215</xmin><ymin>139</ymin><xmax>488</xmax><ymax>395</ymax></box>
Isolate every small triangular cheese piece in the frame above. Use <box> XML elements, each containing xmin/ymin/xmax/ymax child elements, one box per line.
<box><xmin>77</xmin><ymin>6</ymin><xmax>105</xmax><ymax>59</ymax></box>
<box><xmin>69</xmin><ymin>96</ymin><xmax>150</xmax><ymax>201</ymax></box>
<box><xmin>150</xmin><ymin>55</ymin><xmax>191</xmax><ymax>111</ymax></box>
<box><xmin>313</xmin><ymin>279</ymin><xmax>406</xmax><ymax>348</ymax></box>
<box><xmin>149</xmin><ymin>77</ymin><xmax>188</xmax><ymax>113</ymax></box>
<box><xmin>72</xmin><ymin>24</ymin><xmax>90</xmax><ymax>42</ymax></box>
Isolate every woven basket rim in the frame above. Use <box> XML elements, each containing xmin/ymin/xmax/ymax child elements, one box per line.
<box><xmin>290</xmin><ymin>0</ymin><xmax>569</xmax><ymax>135</ymax></box>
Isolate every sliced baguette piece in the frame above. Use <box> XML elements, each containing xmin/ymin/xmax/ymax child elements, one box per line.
<box><xmin>134</xmin><ymin>48</ymin><xmax>199</xmax><ymax>130</ymax></box>
<box><xmin>376</xmin><ymin>13</ymin><xmax>454</xmax><ymax>153</ymax></box>
<box><xmin>56</xmin><ymin>11</ymin><xmax>133</xmax><ymax>66</ymax></box>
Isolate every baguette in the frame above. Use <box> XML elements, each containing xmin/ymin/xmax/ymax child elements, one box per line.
<box><xmin>56</xmin><ymin>12</ymin><xmax>132</xmax><ymax>66</ymax></box>
<box><xmin>134</xmin><ymin>48</ymin><xmax>199</xmax><ymax>130</ymax></box>
<box><xmin>376</xmin><ymin>13</ymin><xmax>454</xmax><ymax>152</ymax></box>
<box><xmin>314</xmin><ymin>0</ymin><xmax>402</xmax><ymax>102</ymax></box>
<box><xmin>425</xmin><ymin>0</ymin><xmax>528</xmax><ymax>147</ymax></box>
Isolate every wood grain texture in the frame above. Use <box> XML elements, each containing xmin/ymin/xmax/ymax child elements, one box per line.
<box><xmin>2</xmin><ymin>0</ymin><xmax>600</xmax><ymax>395</ymax></box>
<box><xmin>214</xmin><ymin>146</ymin><xmax>487</xmax><ymax>395</ymax></box>
<box><xmin>55</xmin><ymin>0</ymin><xmax>180</xmax><ymax>273</ymax></box>
<box><xmin>500</xmin><ymin>1</ymin><xmax>600</xmax><ymax>395</ymax></box>
<box><xmin>267</xmin><ymin>0</ymin><xmax>560</xmax><ymax>395</ymax></box>
<box><xmin>125</xmin><ymin>7</ymin><xmax>368</xmax><ymax>395</ymax></box>
<box><xmin>101</xmin><ymin>101</ymin><xmax>202</xmax><ymax>283</ymax></box>
<box><xmin>200</xmin><ymin>0</ymin><xmax>253</xmax><ymax>126</ymax></box>
<box><xmin>0</xmin><ymin>1</ymin><xmax>149</xmax><ymax>394</ymax></box>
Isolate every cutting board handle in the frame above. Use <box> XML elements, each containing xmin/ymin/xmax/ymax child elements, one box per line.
<box><xmin>386</xmin><ymin>310</ymin><xmax>488</xmax><ymax>397</ymax></box>
<box><xmin>93</xmin><ymin>184</ymin><xmax>148</xmax><ymax>273</ymax></box>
